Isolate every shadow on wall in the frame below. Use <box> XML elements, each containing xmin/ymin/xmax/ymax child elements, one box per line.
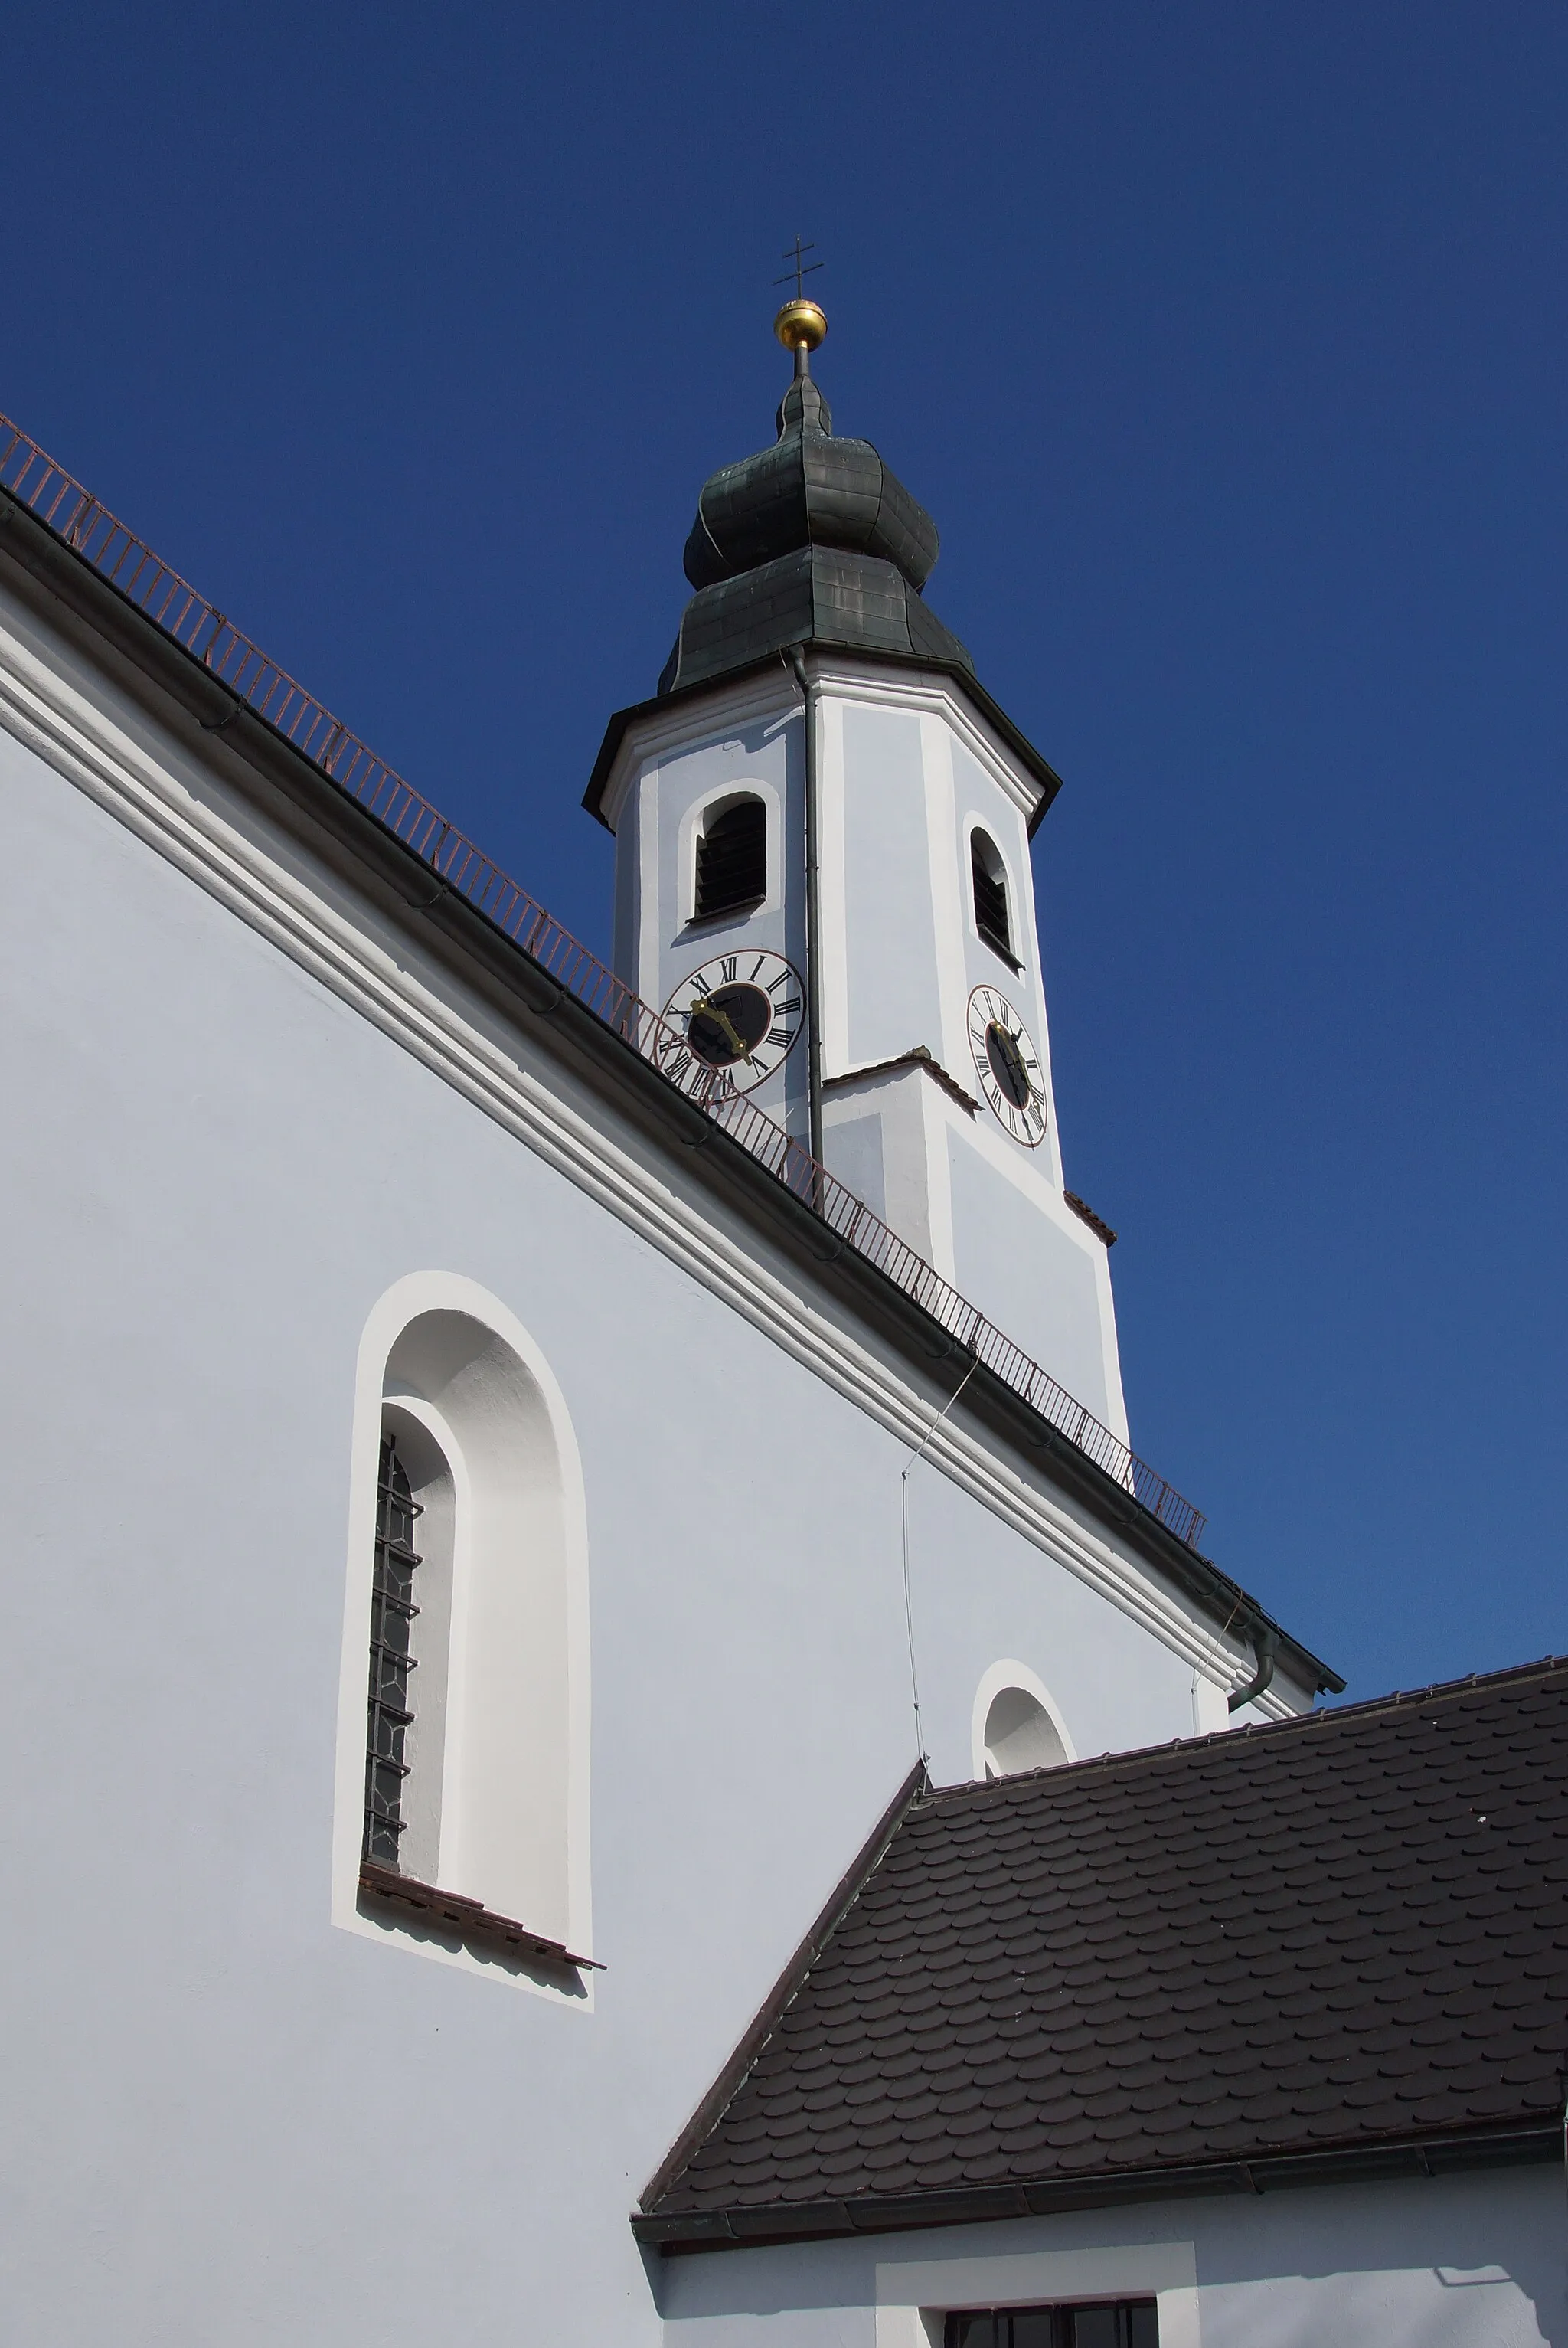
<box><xmin>352</xmin><ymin>1897</ymin><xmax>590</xmax><ymax>2000</ymax></box>
<box><xmin>1174</xmin><ymin>2167</ymin><xmax>1564</xmax><ymax>2347</ymax></box>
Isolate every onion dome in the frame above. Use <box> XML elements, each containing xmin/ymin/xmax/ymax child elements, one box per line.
<box><xmin>658</xmin><ymin>303</ymin><xmax>973</xmax><ymax>695</ymax></box>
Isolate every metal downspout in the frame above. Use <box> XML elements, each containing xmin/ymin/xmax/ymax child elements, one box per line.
<box><xmin>789</xmin><ymin>645</ymin><xmax>825</xmax><ymax>1166</ymax></box>
<box><xmin>1230</xmin><ymin>1624</ymin><xmax>1279</xmax><ymax>1714</ymax></box>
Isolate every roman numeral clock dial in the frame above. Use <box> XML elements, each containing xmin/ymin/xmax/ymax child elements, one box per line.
<box><xmin>967</xmin><ymin>983</ymin><xmax>1048</xmax><ymax>1146</ymax></box>
<box><xmin>658</xmin><ymin>950</ymin><xmax>805</xmax><ymax>1095</ymax></box>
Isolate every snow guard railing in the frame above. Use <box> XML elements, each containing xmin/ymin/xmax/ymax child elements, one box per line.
<box><xmin>0</xmin><ymin>411</ymin><xmax>1207</xmax><ymax>1552</ymax></box>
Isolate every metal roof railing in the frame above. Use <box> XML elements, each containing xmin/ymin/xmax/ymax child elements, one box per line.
<box><xmin>0</xmin><ymin>410</ymin><xmax>1207</xmax><ymax>1552</ymax></box>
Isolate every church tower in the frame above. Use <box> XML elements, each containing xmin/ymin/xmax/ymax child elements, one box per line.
<box><xmin>585</xmin><ymin>297</ymin><xmax>1127</xmax><ymax>1440</ymax></box>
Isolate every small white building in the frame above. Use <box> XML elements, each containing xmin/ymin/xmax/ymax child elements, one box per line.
<box><xmin>0</xmin><ymin>299</ymin><xmax>1557</xmax><ymax>2344</ymax></box>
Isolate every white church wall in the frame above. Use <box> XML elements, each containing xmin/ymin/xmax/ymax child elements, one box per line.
<box><xmin>819</xmin><ymin>1104</ymin><xmax>887</xmax><ymax>1219</ymax></box>
<box><xmin>821</xmin><ymin>1059</ymin><xmax>955</xmax><ymax>1275</ymax></box>
<box><xmin>815</xmin><ymin>673</ymin><xmax>1052</xmax><ymax>1119</ymax></box>
<box><xmin>655</xmin><ymin>2167</ymin><xmax>1565</xmax><ymax>2344</ymax></box>
<box><xmin>835</xmin><ymin>697</ymin><xmax>946</xmax><ymax>1071</ymax></box>
<box><xmin>903</xmin><ymin>1459</ymin><xmax>1190</xmax><ymax>1784</ymax></box>
<box><xmin>945</xmin><ymin>1131</ymin><xmax>1125</xmax><ymax>1441</ymax></box>
<box><xmin>0</xmin><ymin>578</ymin><xmax>1305</xmax><ymax>2346</ymax></box>
<box><xmin>0</xmin><ymin>713</ymin><xmax>875</xmax><ymax>2343</ymax></box>
<box><xmin>815</xmin><ymin>671</ymin><xmax>1125</xmax><ymax>1437</ymax></box>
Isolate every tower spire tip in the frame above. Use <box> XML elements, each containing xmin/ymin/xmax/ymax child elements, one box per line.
<box><xmin>773</xmin><ymin>236</ymin><xmax>827</xmax><ymax>368</ymax></box>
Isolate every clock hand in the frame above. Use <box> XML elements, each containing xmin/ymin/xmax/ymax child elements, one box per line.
<box><xmin>690</xmin><ymin>994</ymin><xmax>753</xmax><ymax>1061</ymax></box>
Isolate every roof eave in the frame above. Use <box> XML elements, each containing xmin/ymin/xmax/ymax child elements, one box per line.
<box><xmin>634</xmin><ymin>2120</ymin><xmax>1562</xmax><ymax>2251</ymax></box>
<box><xmin>583</xmin><ymin>644</ymin><xmax>1064</xmax><ymax>836</ymax></box>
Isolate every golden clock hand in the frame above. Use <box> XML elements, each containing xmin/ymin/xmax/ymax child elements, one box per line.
<box><xmin>690</xmin><ymin>993</ymin><xmax>753</xmax><ymax>1061</ymax></box>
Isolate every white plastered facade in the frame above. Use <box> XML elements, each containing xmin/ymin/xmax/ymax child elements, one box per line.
<box><xmin>0</xmin><ymin>558</ymin><xmax>1338</xmax><ymax>2347</ymax></box>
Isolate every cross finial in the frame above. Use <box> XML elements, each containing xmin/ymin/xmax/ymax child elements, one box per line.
<box><xmin>773</xmin><ymin>236</ymin><xmax>823</xmax><ymax>302</ymax></box>
<box><xmin>772</xmin><ymin>237</ymin><xmax>828</xmax><ymax>368</ymax></box>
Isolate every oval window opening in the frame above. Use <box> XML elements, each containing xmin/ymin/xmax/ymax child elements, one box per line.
<box><xmin>983</xmin><ymin>1685</ymin><xmax>1067</xmax><ymax>1777</ymax></box>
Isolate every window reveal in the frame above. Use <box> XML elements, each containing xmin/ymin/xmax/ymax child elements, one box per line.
<box><xmin>946</xmin><ymin>2304</ymin><xmax>1158</xmax><ymax>2348</ymax></box>
<box><xmin>363</xmin><ymin>1431</ymin><xmax>422</xmax><ymax>1866</ymax></box>
<box><xmin>694</xmin><ymin>798</ymin><xmax>766</xmax><ymax>921</ymax></box>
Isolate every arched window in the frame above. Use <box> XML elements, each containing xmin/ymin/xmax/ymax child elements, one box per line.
<box><xmin>694</xmin><ymin>796</ymin><xmax>766</xmax><ymax>922</ymax></box>
<box><xmin>335</xmin><ymin>1275</ymin><xmax>593</xmax><ymax>1996</ymax></box>
<box><xmin>972</xmin><ymin>1660</ymin><xmax>1076</xmax><ymax>1780</ymax></box>
<box><xmin>971</xmin><ymin>828</ymin><xmax>1015</xmax><ymax>963</ymax></box>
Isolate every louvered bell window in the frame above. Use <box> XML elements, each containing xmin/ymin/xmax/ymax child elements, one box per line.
<box><xmin>971</xmin><ymin>831</ymin><xmax>1013</xmax><ymax>960</ymax></box>
<box><xmin>694</xmin><ymin>799</ymin><xmax>766</xmax><ymax>921</ymax></box>
<box><xmin>363</xmin><ymin>1431</ymin><xmax>422</xmax><ymax>1866</ymax></box>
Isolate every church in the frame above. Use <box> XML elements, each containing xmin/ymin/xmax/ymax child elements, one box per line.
<box><xmin>2</xmin><ymin>289</ymin><xmax>1562</xmax><ymax>2346</ymax></box>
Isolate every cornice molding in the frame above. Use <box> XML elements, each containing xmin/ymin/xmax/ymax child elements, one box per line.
<box><xmin>594</xmin><ymin>668</ymin><xmax>800</xmax><ymax>834</ymax></box>
<box><xmin>585</xmin><ymin>647</ymin><xmax>1063</xmax><ymax>838</ymax></box>
<box><xmin>810</xmin><ymin>659</ymin><xmax>1043</xmax><ymax>829</ymax></box>
<box><xmin>0</xmin><ymin>610</ymin><xmax>1292</xmax><ymax>1716</ymax></box>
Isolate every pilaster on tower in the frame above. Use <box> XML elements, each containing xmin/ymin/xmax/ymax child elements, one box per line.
<box><xmin>584</xmin><ymin>298</ymin><xmax>1128</xmax><ymax>1444</ymax></box>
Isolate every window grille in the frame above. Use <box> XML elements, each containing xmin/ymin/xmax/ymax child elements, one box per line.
<box><xmin>363</xmin><ymin>1431</ymin><xmax>422</xmax><ymax>1866</ymax></box>
<box><xmin>946</xmin><ymin>2304</ymin><xmax>1158</xmax><ymax>2348</ymax></box>
<box><xmin>694</xmin><ymin>799</ymin><xmax>766</xmax><ymax>921</ymax></box>
<box><xmin>971</xmin><ymin>831</ymin><xmax>1013</xmax><ymax>960</ymax></box>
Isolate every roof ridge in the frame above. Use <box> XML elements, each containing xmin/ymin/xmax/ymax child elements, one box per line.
<box><xmin>911</xmin><ymin>1653</ymin><xmax>1568</xmax><ymax>1811</ymax></box>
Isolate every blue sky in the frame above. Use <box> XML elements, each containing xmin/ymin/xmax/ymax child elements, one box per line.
<box><xmin>4</xmin><ymin>3</ymin><xmax>1562</xmax><ymax>1701</ymax></box>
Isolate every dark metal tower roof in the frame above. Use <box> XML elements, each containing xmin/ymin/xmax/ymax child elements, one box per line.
<box><xmin>681</xmin><ymin>371</ymin><xmax>940</xmax><ymax>592</ymax></box>
<box><xmin>658</xmin><ymin>341</ymin><xmax>975</xmax><ymax>695</ymax></box>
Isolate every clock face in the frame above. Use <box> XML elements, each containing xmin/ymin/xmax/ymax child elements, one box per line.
<box><xmin>658</xmin><ymin>950</ymin><xmax>805</xmax><ymax>1095</ymax></box>
<box><xmin>967</xmin><ymin>984</ymin><xmax>1048</xmax><ymax>1146</ymax></box>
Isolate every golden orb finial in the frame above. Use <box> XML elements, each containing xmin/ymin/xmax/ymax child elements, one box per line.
<box><xmin>774</xmin><ymin>296</ymin><xmax>828</xmax><ymax>355</ymax></box>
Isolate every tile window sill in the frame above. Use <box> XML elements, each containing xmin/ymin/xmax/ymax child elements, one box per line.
<box><xmin>358</xmin><ymin>1861</ymin><xmax>603</xmax><ymax>1970</ymax></box>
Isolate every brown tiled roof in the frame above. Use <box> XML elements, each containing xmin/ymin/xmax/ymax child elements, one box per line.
<box><xmin>637</xmin><ymin>1660</ymin><xmax>1568</xmax><ymax>2247</ymax></box>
